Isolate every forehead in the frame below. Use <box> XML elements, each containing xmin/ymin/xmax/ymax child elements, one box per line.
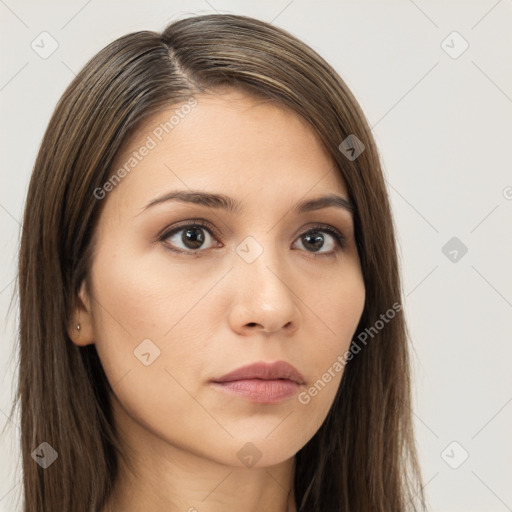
<box><xmin>106</xmin><ymin>89</ymin><xmax>348</xmax><ymax>211</ymax></box>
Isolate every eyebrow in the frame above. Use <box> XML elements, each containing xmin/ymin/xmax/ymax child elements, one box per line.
<box><xmin>141</xmin><ymin>190</ymin><xmax>354</xmax><ymax>216</ymax></box>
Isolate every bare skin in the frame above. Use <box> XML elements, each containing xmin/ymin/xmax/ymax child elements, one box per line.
<box><xmin>69</xmin><ymin>88</ymin><xmax>365</xmax><ymax>512</ymax></box>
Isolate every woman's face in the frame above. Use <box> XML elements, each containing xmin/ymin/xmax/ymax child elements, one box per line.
<box><xmin>73</xmin><ymin>88</ymin><xmax>365</xmax><ymax>468</ymax></box>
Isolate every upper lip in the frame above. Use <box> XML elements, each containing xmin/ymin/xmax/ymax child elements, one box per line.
<box><xmin>212</xmin><ymin>361</ymin><xmax>305</xmax><ymax>385</ymax></box>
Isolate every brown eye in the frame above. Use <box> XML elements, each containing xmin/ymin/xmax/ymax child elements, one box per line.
<box><xmin>301</xmin><ymin>231</ymin><xmax>331</xmax><ymax>252</ymax></box>
<box><xmin>161</xmin><ymin>222</ymin><xmax>219</xmax><ymax>254</ymax></box>
<box><xmin>293</xmin><ymin>225</ymin><xmax>346</xmax><ymax>256</ymax></box>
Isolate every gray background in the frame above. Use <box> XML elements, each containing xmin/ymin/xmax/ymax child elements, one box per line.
<box><xmin>1</xmin><ymin>1</ymin><xmax>511</xmax><ymax>511</ymax></box>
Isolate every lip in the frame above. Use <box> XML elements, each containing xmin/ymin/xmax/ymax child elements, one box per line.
<box><xmin>212</xmin><ymin>360</ymin><xmax>305</xmax><ymax>384</ymax></box>
<box><xmin>210</xmin><ymin>361</ymin><xmax>305</xmax><ymax>404</ymax></box>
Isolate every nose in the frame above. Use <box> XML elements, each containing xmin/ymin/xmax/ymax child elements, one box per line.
<box><xmin>228</xmin><ymin>248</ymin><xmax>301</xmax><ymax>336</ymax></box>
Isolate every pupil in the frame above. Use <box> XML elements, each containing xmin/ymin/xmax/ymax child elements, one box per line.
<box><xmin>303</xmin><ymin>232</ymin><xmax>324</xmax><ymax>251</ymax></box>
<box><xmin>182</xmin><ymin>227</ymin><xmax>205</xmax><ymax>249</ymax></box>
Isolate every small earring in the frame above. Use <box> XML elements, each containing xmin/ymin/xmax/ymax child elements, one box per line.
<box><xmin>76</xmin><ymin>324</ymin><xmax>81</xmax><ymax>332</ymax></box>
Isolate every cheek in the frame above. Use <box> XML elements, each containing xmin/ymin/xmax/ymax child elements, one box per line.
<box><xmin>90</xmin><ymin>243</ymin><xmax>197</xmax><ymax>341</ymax></box>
<box><xmin>302</xmin><ymin>262</ymin><xmax>365</xmax><ymax>358</ymax></box>
<box><xmin>87</xmin><ymin>246</ymin><xmax>170</xmax><ymax>382</ymax></box>
<box><xmin>88</xmin><ymin>241</ymin><xmax>223</xmax><ymax>389</ymax></box>
<box><xmin>87</xmin><ymin>250</ymin><xmax>220</xmax><ymax>451</ymax></box>
<box><xmin>290</xmin><ymin>266</ymin><xmax>365</xmax><ymax>431</ymax></box>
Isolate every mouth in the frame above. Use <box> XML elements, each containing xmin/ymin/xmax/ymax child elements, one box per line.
<box><xmin>210</xmin><ymin>360</ymin><xmax>305</xmax><ymax>404</ymax></box>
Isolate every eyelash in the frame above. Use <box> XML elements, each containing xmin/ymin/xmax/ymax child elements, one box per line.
<box><xmin>158</xmin><ymin>219</ymin><xmax>346</xmax><ymax>258</ymax></box>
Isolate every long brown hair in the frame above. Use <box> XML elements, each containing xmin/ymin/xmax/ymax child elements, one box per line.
<box><xmin>10</xmin><ymin>13</ymin><xmax>426</xmax><ymax>512</ymax></box>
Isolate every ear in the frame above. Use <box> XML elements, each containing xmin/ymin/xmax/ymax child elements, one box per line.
<box><xmin>67</xmin><ymin>280</ymin><xmax>95</xmax><ymax>347</ymax></box>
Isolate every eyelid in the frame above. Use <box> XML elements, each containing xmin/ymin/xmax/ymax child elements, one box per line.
<box><xmin>295</xmin><ymin>222</ymin><xmax>347</xmax><ymax>255</ymax></box>
<box><xmin>157</xmin><ymin>219</ymin><xmax>347</xmax><ymax>255</ymax></box>
<box><xmin>300</xmin><ymin>222</ymin><xmax>346</xmax><ymax>244</ymax></box>
<box><xmin>156</xmin><ymin>218</ymin><xmax>219</xmax><ymax>242</ymax></box>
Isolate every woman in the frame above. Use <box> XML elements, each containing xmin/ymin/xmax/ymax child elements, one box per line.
<box><xmin>13</xmin><ymin>13</ymin><xmax>426</xmax><ymax>512</ymax></box>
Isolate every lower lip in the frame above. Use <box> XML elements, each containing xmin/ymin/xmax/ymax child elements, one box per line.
<box><xmin>210</xmin><ymin>379</ymin><xmax>300</xmax><ymax>403</ymax></box>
